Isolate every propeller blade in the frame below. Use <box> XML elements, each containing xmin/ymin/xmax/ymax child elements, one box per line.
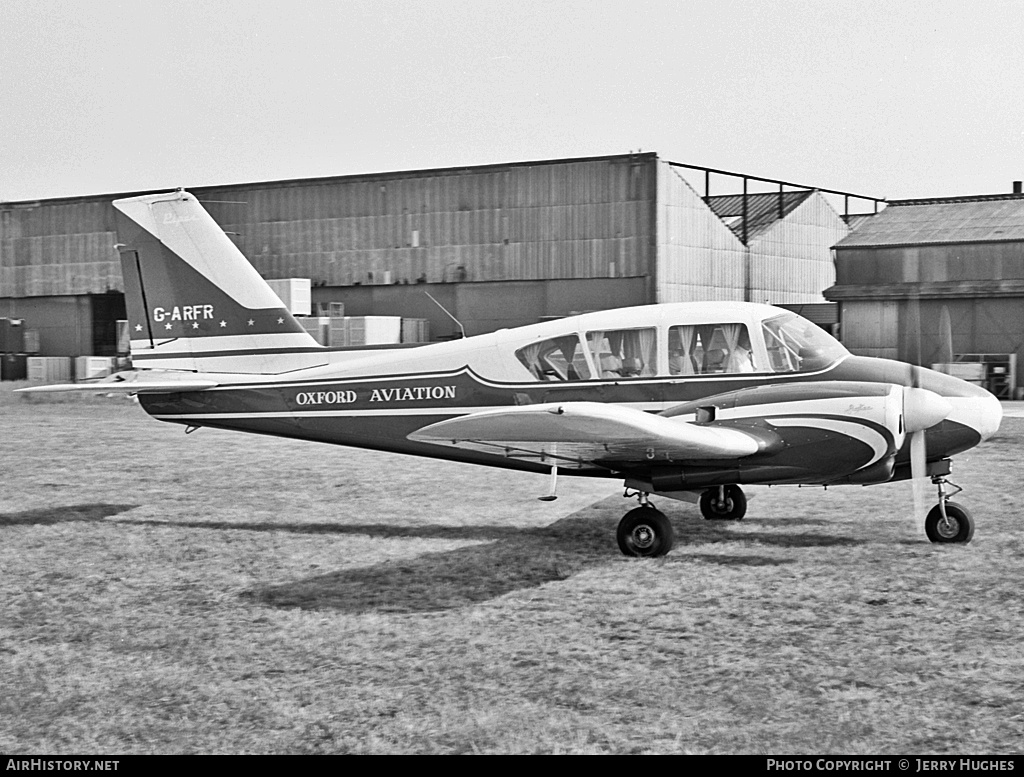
<box><xmin>938</xmin><ymin>305</ymin><xmax>954</xmax><ymax>365</ymax></box>
<box><xmin>902</xmin><ymin>292</ymin><xmax>929</xmax><ymax>539</ymax></box>
<box><xmin>903</xmin><ymin>295</ymin><xmax>923</xmax><ymax>387</ymax></box>
<box><xmin>909</xmin><ymin>429</ymin><xmax>928</xmax><ymax>539</ymax></box>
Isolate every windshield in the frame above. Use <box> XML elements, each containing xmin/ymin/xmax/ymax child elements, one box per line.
<box><xmin>761</xmin><ymin>312</ymin><xmax>847</xmax><ymax>373</ymax></box>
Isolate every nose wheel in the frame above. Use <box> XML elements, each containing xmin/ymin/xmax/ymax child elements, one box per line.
<box><xmin>924</xmin><ymin>475</ymin><xmax>974</xmax><ymax>543</ymax></box>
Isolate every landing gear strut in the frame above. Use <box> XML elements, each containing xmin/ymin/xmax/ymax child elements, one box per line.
<box><xmin>699</xmin><ymin>484</ymin><xmax>747</xmax><ymax>521</ymax></box>
<box><xmin>617</xmin><ymin>491</ymin><xmax>674</xmax><ymax>557</ymax></box>
<box><xmin>924</xmin><ymin>475</ymin><xmax>974</xmax><ymax>543</ymax></box>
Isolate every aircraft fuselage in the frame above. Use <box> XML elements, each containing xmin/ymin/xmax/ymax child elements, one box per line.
<box><xmin>139</xmin><ymin>350</ymin><xmax>1000</xmax><ymax>490</ymax></box>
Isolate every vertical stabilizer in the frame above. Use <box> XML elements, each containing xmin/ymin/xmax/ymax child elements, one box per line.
<box><xmin>114</xmin><ymin>190</ymin><xmax>325</xmax><ymax>374</ymax></box>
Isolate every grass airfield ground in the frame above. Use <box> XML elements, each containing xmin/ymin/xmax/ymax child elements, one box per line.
<box><xmin>1</xmin><ymin>384</ymin><xmax>1023</xmax><ymax>754</ymax></box>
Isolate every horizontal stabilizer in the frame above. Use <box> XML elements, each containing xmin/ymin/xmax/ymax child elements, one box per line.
<box><xmin>408</xmin><ymin>401</ymin><xmax>762</xmax><ymax>469</ymax></box>
<box><xmin>17</xmin><ymin>372</ymin><xmax>218</xmax><ymax>395</ymax></box>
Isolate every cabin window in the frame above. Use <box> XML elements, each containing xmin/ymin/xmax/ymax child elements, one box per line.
<box><xmin>761</xmin><ymin>313</ymin><xmax>847</xmax><ymax>373</ymax></box>
<box><xmin>586</xmin><ymin>328</ymin><xmax>657</xmax><ymax>378</ymax></box>
<box><xmin>668</xmin><ymin>323</ymin><xmax>756</xmax><ymax>375</ymax></box>
<box><xmin>515</xmin><ymin>335</ymin><xmax>592</xmax><ymax>381</ymax></box>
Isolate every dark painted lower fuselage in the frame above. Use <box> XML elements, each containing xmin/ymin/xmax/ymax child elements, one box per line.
<box><xmin>139</xmin><ymin>354</ymin><xmax>994</xmax><ymax>488</ymax></box>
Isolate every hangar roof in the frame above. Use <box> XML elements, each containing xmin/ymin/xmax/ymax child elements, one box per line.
<box><xmin>836</xmin><ymin>194</ymin><xmax>1024</xmax><ymax>248</ymax></box>
<box><xmin>704</xmin><ymin>190</ymin><xmax>813</xmax><ymax>243</ymax></box>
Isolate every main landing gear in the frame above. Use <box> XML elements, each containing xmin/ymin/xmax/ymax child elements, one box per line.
<box><xmin>699</xmin><ymin>484</ymin><xmax>747</xmax><ymax>521</ymax></box>
<box><xmin>616</xmin><ymin>484</ymin><xmax>750</xmax><ymax>557</ymax></box>
<box><xmin>617</xmin><ymin>492</ymin><xmax>674</xmax><ymax>557</ymax></box>
<box><xmin>924</xmin><ymin>475</ymin><xmax>974</xmax><ymax>544</ymax></box>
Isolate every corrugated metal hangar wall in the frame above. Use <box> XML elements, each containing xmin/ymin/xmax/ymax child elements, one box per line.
<box><xmin>1</xmin><ymin>153</ymin><xmax>853</xmax><ymax>358</ymax></box>
<box><xmin>203</xmin><ymin>154</ymin><xmax>657</xmax><ymax>336</ymax></box>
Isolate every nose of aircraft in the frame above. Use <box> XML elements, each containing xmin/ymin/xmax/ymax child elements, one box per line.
<box><xmin>844</xmin><ymin>356</ymin><xmax>1004</xmax><ymax>447</ymax></box>
<box><xmin>903</xmin><ymin>387</ymin><xmax>952</xmax><ymax>433</ymax></box>
<box><xmin>914</xmin><ymin>370</ymin><xmax>1004</xmax><ymax>448</ymax></box>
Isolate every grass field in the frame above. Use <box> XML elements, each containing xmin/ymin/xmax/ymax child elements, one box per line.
<box><xmin>2</xmin><ymin>384</ymin><xmax>1022</xmax><ymax>754</ymax></box>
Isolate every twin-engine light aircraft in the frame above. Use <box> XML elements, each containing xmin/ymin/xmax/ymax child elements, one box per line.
<box><xmin>24</xmin><ymin>191</ymin><xmax>1003</xmax><ymax>557</ymax></box>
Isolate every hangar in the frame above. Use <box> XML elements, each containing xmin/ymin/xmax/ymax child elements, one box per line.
<box><xmin>825</xmin><ymin>189</ymin><xmax>1024</xmax><ymax>399</ymax></box>
<box><xmin>1</xmin><ymin>153</ymin><xmax>875</xmax><ymax>363</ymax></box>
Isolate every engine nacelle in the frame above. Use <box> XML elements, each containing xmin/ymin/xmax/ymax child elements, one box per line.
<box><xmin>647</xmin><ymin>381</ymin><xmax>918</xmax><ymax>488</ymax></box>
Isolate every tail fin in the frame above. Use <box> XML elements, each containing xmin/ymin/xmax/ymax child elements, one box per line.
<box><xmin>115</xmin><ymin>190</ymin><xmax>325</xmax><ymax>374</ymax></box>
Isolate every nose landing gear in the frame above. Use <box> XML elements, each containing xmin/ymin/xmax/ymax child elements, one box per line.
<box><xmin>924</xmin><ymin>475</ymin><xmax>974</xmax><ymax>544</ymax></box>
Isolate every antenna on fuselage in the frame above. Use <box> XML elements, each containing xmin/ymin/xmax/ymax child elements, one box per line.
<box><xmin>424</xmin><ymin>291</ymin><xmax>466</xmax><ymax>339</ymax></box>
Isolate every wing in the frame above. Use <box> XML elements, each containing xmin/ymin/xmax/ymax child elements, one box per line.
<box><xmin>407</xmin><ymin>401</ymin><xmax>764</xmax><ymax>469</ymax></box>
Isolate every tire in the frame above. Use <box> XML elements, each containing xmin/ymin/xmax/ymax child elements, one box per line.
<box><xmin>617</xmin><ymin>506</ymin><xmax>674</xmax><ymax>557</ymax></box>
<box><xmin>699</xmin><ymin>485</ymin><xmax>747</xmax><ymax>521</ymax></box>
<box><xmin>924</xmin><ymin>501</ymin><xmax>975</xmax><ymax>544</ymax></box>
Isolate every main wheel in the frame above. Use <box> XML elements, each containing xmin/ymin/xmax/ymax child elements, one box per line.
<box><xmin>617</xmin><ymin>506</ymin><xmax>674</xmax><ymax>557</ymax></box>
<box><xmin>699</xmin><ymin>484</ymin><xmax>747</xmax><ymax>521</ymax></box>
<box><xmin>924</xmin><ymin>501</ymin><xmax>974</xmax><ymax>543</ymax></box>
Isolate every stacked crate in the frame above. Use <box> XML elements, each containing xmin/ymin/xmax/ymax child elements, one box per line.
<box><xmin>315</xmin><ymin>302</ymin><xmax>345</xmax><ymax>318</ymax></box>
<box><xmin>116</xmin><ymin>320</ymin><xmax>132</xmax><ymax>355</ymax></box>
<box><xmin>1</xmin><ymin>353</ymin><xmax>28</xmax><ymax>381</ymax></box>
<box><xmin>266</xmin><ymin>278</ymin><xmax>311</xmax><ymax>315</ymax></box>
<box><xmin>1</xmin><ymin>318</ymin><xmax>29</xmax><ymax>381</ymax></box>
<box><xmin>2</xmin><ymin>317</ymin><xmax>121</xmax><ymax>383</ymax></box>
<box><xmin>299</xmin><ymin>316</ymin><xmax>332</xmax><ymax>346</ymax></box>
<box><xmin>401</xmin><ymin>318</ymin><xmax>430</xmax><ymax>343</ymax></box>
<box><xmin>293</xmin><ymin>312</ymin><xmax>431</xmax><ymax>347</ymax></box>
<box><xmin>329</xmin><ymin>316</ymin><xmax>402</xmax><ymax>347</ymax></box>
<box><xmin>27</xmin><ymin>357</ymin><xmax>71</xmax><ymax>383</ymax></box>
<box><xmin>75</xmin><ymin>356</ymin><xmax>115</xmax><ymax>382</ymax></box>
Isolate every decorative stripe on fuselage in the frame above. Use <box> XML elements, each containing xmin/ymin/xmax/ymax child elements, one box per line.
<box><xmin>767</xmin><ymin>416</ymin><xmax>892</xmax><ymax>467</ymax></box>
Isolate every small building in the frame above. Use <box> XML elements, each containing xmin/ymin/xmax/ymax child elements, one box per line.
<box><xmin>826</xmin><ymin>191</ymin><xmax>1024</xmax><ymax>398</ymax></box>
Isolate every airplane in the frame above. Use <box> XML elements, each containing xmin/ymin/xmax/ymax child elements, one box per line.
<box><xmin>22</xmin><ymin>190</ymin><xmax>1004</xmax><ymax>557</ymax></box>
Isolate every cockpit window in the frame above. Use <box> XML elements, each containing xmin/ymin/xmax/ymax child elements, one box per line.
<box><xmin>761</xmin><ymin>312</ymin><xmax>847</xmax><ymax>373</ymax></box>
<box><xmin>586</xmin><ymin>328</ymin><xmax>657</xmax><ymax>378</ymax></box>
<box><xmin>669</xmin><ymin>323</ymin><xmax>756</xmax><ymax>375</ymax></box>
<box><xmin>516</xmin><ymin>334</ymin><xmax>592</xmax><ymax>381</ymax></box>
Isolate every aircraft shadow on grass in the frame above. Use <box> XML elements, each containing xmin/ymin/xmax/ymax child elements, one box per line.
<box><xmin>1</xmin><ymin>500</ymin><xmax>869</xmax><ymax>613</ymax></box>
<box><xmin>217</xmin><ymin>499</ymin><xmax>865</xmax><ymax>615</ymax></box>
<box><xmin>0</xmin><ymin>503</ymin><xmax>138</xmax><ymax>526</ymax></box>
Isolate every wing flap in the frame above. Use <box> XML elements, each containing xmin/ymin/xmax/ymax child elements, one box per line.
<box><xmin>408</xmin><ymin>401</ymin><xmax>761</xmax><ymax>468</ymax></box>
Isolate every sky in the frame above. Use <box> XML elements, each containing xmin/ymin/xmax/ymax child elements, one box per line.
<box><xmin>2</xmin><ymin>0</ymin><xmax>1023</xmax><ymax>204</ymax></box>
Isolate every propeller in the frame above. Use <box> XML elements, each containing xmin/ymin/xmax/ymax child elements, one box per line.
<box><xmin>904</xmin><ymin>384</ymin><xmax>951</xmax><ymax>535</ymax></box>
<box><xmin>901</xmin><ymin>296</ymin><xmax>953</xmax><ymax>538</ymax></box>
